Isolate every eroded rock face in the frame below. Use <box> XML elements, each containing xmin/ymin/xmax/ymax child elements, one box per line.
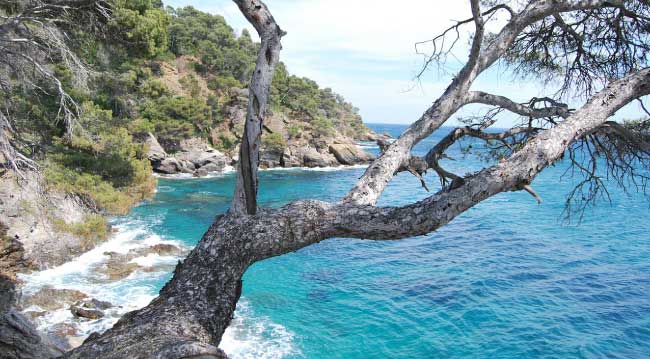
<box><xmin>0</xmin><ymin>172</ymin><xmax>102</xmax><ymax>269</ymax></box>
<box><xmin>148</xmin><ymin>135</ymin><xmax>231</xmax><ymax>176</ymax></box>
<box><xmin>329</xmin><ymin>143</ymin><xmax>376</xmax><ymax>165</ymax></box>
<box><xmin>145</xmin><ymin>132</ymin><xmax>167</xmax><ymax>163</ymax></box>
<box><xmin>1</xmin><ymin>218</ymin><xmax>63</xmax><ymax>358</ymax></box>
<box><xmin>0</xmin><ymin>309</ymin><xmax>63</xmax><ymax>358</ymax></box>
<box><xmin>260</xmin><ymin>150</ymin><xmax>283</xmax><ymax>169</ymax></box>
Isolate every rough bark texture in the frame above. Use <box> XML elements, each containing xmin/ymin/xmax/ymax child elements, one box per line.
<box><xmin>59</xmin><ymin>0</ymin><xmax>649</xmax><ymax>358</ymax></box>
<box><xmin>64</xmin><ymin>67</ymin><xmax>650</xmax><ymax>358</ymax></box>
<box><xmin>230</xmin><ymin>0</ymin><xmax>286</xmax><ymax>216</ymax></box>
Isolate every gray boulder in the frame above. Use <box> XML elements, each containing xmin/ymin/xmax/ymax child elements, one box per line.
<box><xmin>145</xmin><ymin>133</ymin><xmax>167</xmax><ymax>163</ymax></box>
<box><xmin>329</xmin><ymin>143</ymin><xmax>375</xmax><ymax>165</ymax></box>
<box><xmin>260</xmin><ymin>150</ymin><xmax>282</xmax><ymax>169</ymax></box>
<box><xmin>281</xmin><ymin>148</ymin><xmax>301</xmax><ymax>167</ymax></box>
<box><xmin>155</xmin><ymin>157</ymin><xmax>182</xmax><ymax>174</ymax></box>
<box><xmin>301</xmin><ymin>147</ymin><xmax>338</xmax><ymax>168</ymax></box>
<box><xmin>70</xmin><ymin>305</ymin><xmax>104</xmax><ymax>320</ymax></box>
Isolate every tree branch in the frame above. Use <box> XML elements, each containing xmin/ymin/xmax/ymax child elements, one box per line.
<box><xmin>343</xmin><ymin>0</ymin><xmax>621</xmax><ymax>206</ymax></box>
<box><xmin>466</xmin><ymin>91</ymin><xmax>571</xmax><ymax>119</ymax></box>
<box><xmin>65</xmin><ymin>62</ymin><xmax>650</xmax><ymax>359</ymax></box>
<box><xmin>230</xmin><ymin>0</ymin><xmax>286</xmax><ymax>216</ymax></box>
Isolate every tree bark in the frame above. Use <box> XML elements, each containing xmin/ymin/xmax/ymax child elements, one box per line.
<box><xmin>62</xmin><ymin>0</ymin><xmax>648</xmax><ymax>357</ymax></box>
<box><xmin>230</xmin><ymin>0</ymin><xmax>286</xmax><ymax>216</ymax></box>
<box><xmin>64</xmin><ymin>67</ymin><xmax>650</xmax><ymax>358</ymax></box>
<box><xmin>343</xmin><ymin>0</ymin><xmax>622</xmax><ymax>206</ymax></box>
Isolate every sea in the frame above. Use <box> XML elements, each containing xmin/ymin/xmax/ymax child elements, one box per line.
<box><xmin>20</xmin><ymin>124</ymin><xmax>650</xmax><ymax>358</ymax></box>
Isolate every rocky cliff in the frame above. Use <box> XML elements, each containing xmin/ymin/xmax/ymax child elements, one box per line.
<box><xmin>143</xmin><ymin>57</ymin><xmax>385</xmax><ymax>176</ymax></box>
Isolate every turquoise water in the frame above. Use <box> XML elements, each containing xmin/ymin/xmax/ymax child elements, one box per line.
<box><xmin>117</xmin><ymin>124</ymin><xmax>650</xmax><ymax>358</ymax></box>
<box><xmin>29</xmin><ymin>124</ymin><xmax>650</xmax><ymax>358</ymax></box>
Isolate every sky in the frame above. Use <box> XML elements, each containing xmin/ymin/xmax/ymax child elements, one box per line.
<box><xmin>164</xmin><ymin>0</ymin><xmax>646</xmax><ymax>126</ymax></box>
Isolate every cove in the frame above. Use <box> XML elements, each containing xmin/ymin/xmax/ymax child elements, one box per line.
<box><xmin>21</xmin><ymin>124</ymin><xmax>650</xmax><ymax>358</ymax></box>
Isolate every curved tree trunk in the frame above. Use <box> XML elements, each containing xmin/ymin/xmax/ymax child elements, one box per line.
<box><xmin>65</xmin><ymin>65</ymin><xmax>650</xmax><ymax>359</ymax></box>
<box><xmin>64</xmin><ymin>0</ymin><xmax>649</xmax><ymax>357</ymax></box>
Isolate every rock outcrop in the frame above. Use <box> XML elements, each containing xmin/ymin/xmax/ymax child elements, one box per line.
<box><xmin>329</xmin><ymin>143</ymin><xmax>376</xmax><ymax>165</ymax></box>
<box><xmin>0</xmin><ymin>309</ymin><xmax>63</xmax><ymax>358</ymax></box>
<box><xmin>1</xmin><ymin>220</ymin><xmax>62</xmax><ymax>358</ymax></box>
<box><xmin>70</xmin><ymin>306</ymin><xmax>103</xmax><ymax>320</ymax></box>
<box><xmin>146</xmin><ymin>134</ymin><xmax>230</xmax><ymax>176</ymax></box>
<box><xmin>0</xmin><ymin>171</ymin><xmax>103</xmax><ymax>269</ymax></box>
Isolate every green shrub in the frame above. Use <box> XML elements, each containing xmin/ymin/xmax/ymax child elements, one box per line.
<box><xmin>312</xmin><ymin>117</ymin><xmax>335</xmax><ymax>138</ymax></box>
<box><xmin>208</xmin><ymin>76</ymin><xmax>242</xmax><ymax>92</ymax></box>
<box><xmin>287</xmin><ymin>124</ymin><xmax>303</xmax><ymax>139</ymax></box>
<box><xmin>179</xmin><ymin>74</ymin><xmax>201</xmax><ymax>97</ymax></box>
<box><xmin>45</xmin><ymin>128</ymin><xmax>156</xmax><ymax>215</ymax></box>
<box><xmin>212</xmin><ymin>132</ymin><xmax>237</xmax><ymax>151</ymax></box>
<box><xmin>139</xmin><ymin>79</ymin><xmax>170</xmax><ymax>98</ymax></box>
<box><xmin>112</xmin><ymin>0</ymin><xmax>171</xmax><ymax>58</ymax></box>
<box><xmin>262</xmin><ymin>132</ymin><xmax>286</xmax><ymax>152</ymax></box>
<box><xmin>136</xmin><ymin>96</ymin><xmax>213</xmax><ymax>147</ymax></box>
<box><xmin>53</xmin><ymin>214</ymin><xmax>110</xmax><ymax>247</ymax></box>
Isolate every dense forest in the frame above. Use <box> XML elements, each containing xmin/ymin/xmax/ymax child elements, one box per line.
<box><xmin>1</xmin><ymin>1</ymin><xmax>369</xmax><ymax>230</ymax></box>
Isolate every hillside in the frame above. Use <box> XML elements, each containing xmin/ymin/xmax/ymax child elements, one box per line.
<box><xmin>130</xmin><ymin>6</ymin><xmax>380</xmax><ymax>176</ymax></box>
<box><xmin>1</xmin><ymin>3</ymin><xmax>379</xmax><ymax>225</ymax></box>
<box><xmin>0</xmin><ymin>3</ymin><xmax>382</xmax><ymax>350</ymax></box>
<box><xmin>0</xmin><ymin>1</ymin><xmax>383</xmax><ymax>300</ymax></box>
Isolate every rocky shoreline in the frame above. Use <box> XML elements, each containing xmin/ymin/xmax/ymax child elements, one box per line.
<box><xmin>0</xmin><ymin>131</ymin><xmax>387</xmax><ymax>355</ymax></box>
<box><xmin>144</xmin><ymin>130</ymin><xmax>387</xmax><ymax>178</ymax></box>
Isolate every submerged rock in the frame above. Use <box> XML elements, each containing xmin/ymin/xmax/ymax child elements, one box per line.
<box><xmin>147</xmin><ymin>244</ymin><xmax>183</xmax><ymax>256</ymax></box>
<box><xmin>69</xmin><ymin>295</ymin><xmax>113</xmax><ymax>320</ymax></box>
<box><xmin>47</xmin><ymin>322</ymin><xmax>81</xmax><ymax>351</ymax></box>
<box><xmin>82</xmin><ymin>298</ymin><xmax>113</xmax><ymax>310</ymax></box>
<box><xmin>21</xmin><ymin>287</ymin><xmax>88</xmax><ymax>311</ymax></box>
<box><xmin>96</xmin><ymin>260</ymin><xmax>140</xmax><ymax>281</ymax></box>
<box><xmin>70</xmin><ymin>306</ymin><xmax>104</xmax><ymax>320</ymax></box>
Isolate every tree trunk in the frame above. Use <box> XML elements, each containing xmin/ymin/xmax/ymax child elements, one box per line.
<box><xmin>63</xmin><ymin>0</ymin><xmax>649</xmax><ymax>357</ymax></box>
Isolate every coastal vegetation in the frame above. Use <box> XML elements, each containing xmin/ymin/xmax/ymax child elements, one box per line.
<box><xmin>0</xmin><ymin>0</ymin><xmax>368</xmax><ymax>217</ymax></box>
<box><xmin>1</xmin><ymin>0</ymin><xmax>649</xmax><ymax>358</ymax></box>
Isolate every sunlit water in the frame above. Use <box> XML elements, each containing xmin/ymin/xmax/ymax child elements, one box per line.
<box><xmin>21</xmin><ymin>124</ymin><xmax>650</xmax><ymax>358</ymax></box>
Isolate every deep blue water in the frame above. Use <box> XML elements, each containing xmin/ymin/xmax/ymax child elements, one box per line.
<box><xmin>109</xmin><ymin>124</ymin><xmax>650</xmax><ymax>358</ymax></box>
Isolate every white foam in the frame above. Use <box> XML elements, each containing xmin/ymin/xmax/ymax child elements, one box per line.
<box><xmin>129</xmin><ymin>253</ymin><xmax>178</xmax><ymax>267</ymax></box>
<box><xmin>19</xmin><ymin>226</ymin><xmax>147</xmax><ymax>291</ymax></box>
<box><xmin>356</xmin><ymin>141</ymin><xmax>379</xmax><ymax>150</ymax></box>
<box><xmin>220</xmin><ymin>300</ymin><xmax>300</xmax><ymax>359</ymax></box>
<box><xmin>261</xmin><ymin>164</ymin><xmax>368</xmax><ymax>172</ymax></box>
<box><xmin>18</xmin><ymin>221</ymin><xmax>185</xmax><ymax>340</ymax></box>
<box><xmin>20</xmin><ymin>190</ymin><xmax>300</xmax><ymax>357</ymax></box>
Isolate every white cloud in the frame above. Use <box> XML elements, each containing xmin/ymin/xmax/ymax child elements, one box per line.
<box><xmin>164</xmin><ymin>1</ymin><xmax>646</xmax><ymax>126</ymax></box>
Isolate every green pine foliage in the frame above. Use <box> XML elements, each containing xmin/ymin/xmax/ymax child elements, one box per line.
<box><xmin>9</xmin><ymin>3</ymin><xmax>367</xmax><ymax>219</ymax></box>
